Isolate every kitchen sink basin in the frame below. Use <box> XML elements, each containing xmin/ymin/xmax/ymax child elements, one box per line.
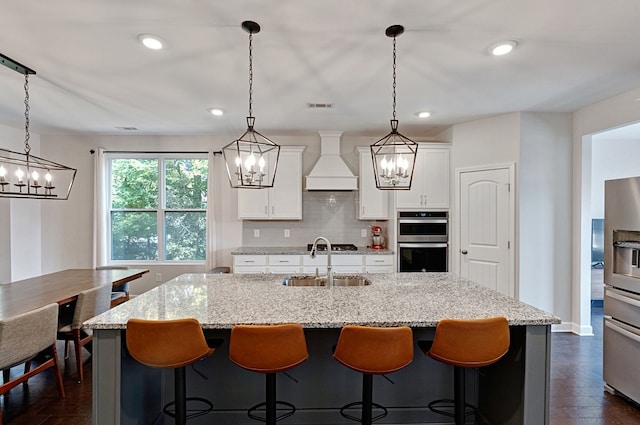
<box><xmin>282</xmin><ymin>275</ymin><xmax>371</xmax><ymax>287</ymax></box>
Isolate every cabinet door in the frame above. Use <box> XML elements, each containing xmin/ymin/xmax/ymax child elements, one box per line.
<box><xmin>270</xmin><ymin>151</ymin><xmax>303</xmax><ymax>219</ymax></box>
<box><xmin>395</xmin><ymin>148</ymin><xmax>427</xmax><ymax>209</ymax></box>
<box><xmin>358</xmin><ymin>149</ymin><xmax>389</xmax><ymax>219</ymax></box>
<box><xmin>422</xmin><ymin>148</ymin><xmax>450</xmax><ymax>208</ymax></box>
<box><xmin>395</xmin><ymin>145</ymin><xmax>450</xmax><ymax>209</ymax></box>
<box><xmin>237</xmin><ymin>188</ymin><xmax>269</xmax><ymax>219</ymax></box>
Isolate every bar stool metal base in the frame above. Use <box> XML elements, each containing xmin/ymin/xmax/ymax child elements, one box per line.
<box><xmin>339</xmin><ymin>374</ymin><xmax>388</xmax><ymax>424</ymax></box>
<box><xmin>428</xmin><ymin>399</ymin><xmax>476</xmax><ymax>421</ymax></box>
<box><xmin>340</xmin><ymin>401</ymin><xmax>388</xmax><ymax>423</ymax></box>
<box><xmin>248</xmin><ymin>400</ymin><xmax>296</xmax><ymax>423</ymax></box>
<box><xmin>163</xmin><ymin>397</ymin><xmax>214</xmax><ymax>422</ymax></box>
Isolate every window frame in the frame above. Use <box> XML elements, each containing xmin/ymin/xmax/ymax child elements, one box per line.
<box><xmin>105</xmin><ymin>152</ymin><xmax>208</xmax><ymax>265</ymax></box>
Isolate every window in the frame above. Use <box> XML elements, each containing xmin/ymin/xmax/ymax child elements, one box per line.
<box><xmin>107</xmin><ymin>153</ymin><xmax>208</xmax><ymax>262</ymax></box>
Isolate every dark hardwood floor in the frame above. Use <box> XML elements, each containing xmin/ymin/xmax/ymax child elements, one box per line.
<box><xmin>2</xmin><ymin>306</ymin><xmax>640</xmax><ymax>424</ymax></box>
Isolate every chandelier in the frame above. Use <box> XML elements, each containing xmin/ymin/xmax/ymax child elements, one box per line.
<box><xmin>0</xmin><ymin>53</ymin><xmax>76</xmax><ymax>200</ymax></box>
<box><xmin>370</xmin><ymin>25</ymin><xmax>418</xmax><ymax>190</ymax></box>
<box><xmin>222</xmin><ymin>21</ymin><xmax>280</xmax><ymax>189</ymax></box>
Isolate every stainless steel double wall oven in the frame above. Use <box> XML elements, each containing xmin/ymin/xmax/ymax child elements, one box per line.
<box><xmin>397</xmin><ymin>211</ymin><xmax>448</xmax><ymax>272</ymax></box>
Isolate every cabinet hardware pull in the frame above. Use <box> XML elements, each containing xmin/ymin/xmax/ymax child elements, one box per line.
<box><xmin>245</xmin><ymin>260</ymin><xmax>255</xmax><ymax>263</ymax></box>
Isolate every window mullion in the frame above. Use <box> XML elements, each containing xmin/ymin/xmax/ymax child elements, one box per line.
<box><xmin>158</xmin><ymin>159</ymin><xmax>166</xmax><ymax>261</ymax></box>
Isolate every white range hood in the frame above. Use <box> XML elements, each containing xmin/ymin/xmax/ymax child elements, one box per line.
<box><xmin>305</xmin><ymin>131</ymin><xmax>358</xmax><ymax>191</ymax></box>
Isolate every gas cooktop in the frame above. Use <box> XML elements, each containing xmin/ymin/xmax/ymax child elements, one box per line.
<box><xmin>307</xmin><ymin>243</ymin><xmax>358</xmax><ymax>252</ymax></box>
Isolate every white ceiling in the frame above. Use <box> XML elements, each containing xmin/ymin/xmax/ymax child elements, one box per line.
<box><xmin>2</xmin><ymin>0</ymin><xmax>640</xmax><ymax>139</ymax></box>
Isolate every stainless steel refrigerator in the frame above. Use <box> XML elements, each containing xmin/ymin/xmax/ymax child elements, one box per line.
<box><xmin>604</xmin><ymin>176</ymin><xmax>640</xmax><ymax>404</ymax></box>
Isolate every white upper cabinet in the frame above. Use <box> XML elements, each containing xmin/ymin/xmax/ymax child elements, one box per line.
<box><xmin>396</xmin><ymin>144</ymin><xmax>450</xmax><ymax>210</ymax></box>
<box><xmin>237</xmin><ymin>147</ymin><xmax>305</xmax><ymax>219</ymax></box>
<box><xmin>357</xmin><ymin>147</ymin><xmax>389</xmax><ymax>220</ymax></box>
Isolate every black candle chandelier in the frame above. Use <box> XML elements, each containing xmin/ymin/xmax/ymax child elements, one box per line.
<box><xmin>370</xmin><ymin>25</ymin><xmax>418</xmax><ymax>190</ymax></box>
<box><xmin>0</xmin><ymin>53</ymin><xmax>76</xmax><ymax>200</ymax></box>
<box><xmin>222</xmin><ymin>21</ymin><xmax>280</xmax><ymax>189</ymax></box>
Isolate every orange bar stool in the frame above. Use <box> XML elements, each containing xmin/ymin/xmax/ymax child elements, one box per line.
<box><xmin>418</xmin><ymin>317</ymin><xmax>510</xmax><ymax>425</ymax></box>
<box><xmin>126</xmin><ymin>318</ymin><xmax>222</xmax><ymax>425</ymax></box>
<box><xmin>229</xmin><ymin>324</ymin><xmax>309</xmax><ymax>425</ymax></box>
<box><xmin>333</xmin><ymin>325</ymin><xmax>414</xmax><ymax>425</ymax></box>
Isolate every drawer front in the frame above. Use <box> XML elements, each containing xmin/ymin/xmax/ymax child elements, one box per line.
<box><xmin>365</xmin><ymin>265</ymin><xmax>395</xmax><ymax>273</ymax></box>
<box><xmin>604</xmin><ymin>318</ymin><xmax>640</xmax><ymax>404</ymax></box>
<box><xmin>234</xmin><ymin>255</ymin><xmax>267</xmax><ymax>266</ymax></box>
<box><xmin>605</xmin><ymin>287</ymin><xmax>640</xmax><ymax>329</ymax></box>
<box><xmin>365</xmin><ymin>255</ymin><xmax>394</xmax><ymax>266</ymax></box>
<box><xmin>268</xmin><ymin>255</ymin><xmax>301</xmax><ymax>266</ymax></box>
<box><xmin>302</xmin><ymin>255</ymin><xmax>363</xmax><ymax>267</ymax></box>
<box><xmin>268</xmin><ymin>265</ymin><xmax>302</xmax><ymax>274</ymax></box>
<box><xmin>233</xmin><ymin>266</ymin><xmax>267</xmax><ymax>274</ymax></box>
<box><xmin>334</xmin><ymin>265</ymin><xmax>365</xmax><ymax>274</ymax></box>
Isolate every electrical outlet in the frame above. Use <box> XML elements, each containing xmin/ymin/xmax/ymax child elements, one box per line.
<box><xmin>284</xmin><ymin>229</ymin><xmax>290</xmax><ymax>238</ymax></box>
<box><xmin>155</xmin><ymin>273</ymin><xmax>162</xmax><ymax>282</ymax></box>
<box><xmin>254</xmin><ymin>229</ymin><xmax>260</xmax><ymax>238</ymax></box>
<box><xmin>361</xmin><ymin>229</ymin><xmax>368</xmax><ymax>237</ymax></box>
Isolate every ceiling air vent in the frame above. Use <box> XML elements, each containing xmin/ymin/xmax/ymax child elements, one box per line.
<box><xmin>307</xmin><ymin>103</ymin><xmax>333</xmax><ymax>109</ymax></box>
<box><xmin>115</xmin><ymin>126</ymin><xmax>138</xmax><ymax>131</ymax></box>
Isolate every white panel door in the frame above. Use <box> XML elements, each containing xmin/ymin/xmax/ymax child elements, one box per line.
<box><xmin>459</xmin><ymin>167</ymin><xmax>513</xmax><ymax>297</ymax></box>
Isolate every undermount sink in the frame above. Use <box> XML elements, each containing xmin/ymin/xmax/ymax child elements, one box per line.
<box><xmin>282</xmin><ymin>275</ymin><xmax>371</xmax><ymax>287</ymax></box>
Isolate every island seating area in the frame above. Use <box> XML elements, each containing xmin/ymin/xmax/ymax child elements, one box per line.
<box><xmin>84</xmin><ymin>272</ymin><xmax>560</xmax><ymax>425</ymax></box>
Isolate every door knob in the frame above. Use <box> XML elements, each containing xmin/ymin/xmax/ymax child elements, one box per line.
<box><xmin>461</xmin><ymin>249</ymin><xmax>468</xmax><ymax>255</ymax></box>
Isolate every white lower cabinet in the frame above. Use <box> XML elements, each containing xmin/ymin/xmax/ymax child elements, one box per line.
<box><xmin>303</xmin><ymin>255</ymin><xmax>364</xmax><ymax>274</ymax></box>
<box><xmin>233</xmin><ymin>253</ymin><xmax>393</xmax><ymax>274</ymax></box>
<box><xmin>233</xmin><ymin>255</ymin><xmax>268</xmax><ymax>274</ymax></box>
<box><xmin>364</xmin><ymin>255</ymin><xmax>395</xmax><ymax>273</ymax></box>
<box><xmin>268</xmin><ymin>255</ymin><xmax>302</xmax><ymax>274</ymax></box>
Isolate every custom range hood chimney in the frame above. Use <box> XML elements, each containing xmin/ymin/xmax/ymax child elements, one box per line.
<box><xmin>305</xmin><ymin>131</ymin><xmax>358</xmax><ymax>191</ymax></box>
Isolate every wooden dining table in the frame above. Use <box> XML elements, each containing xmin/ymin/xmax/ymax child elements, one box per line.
<box><xmin>0</xmin><ymin>268</ymin><xmax>149</xmax><ymax>320</ymax></box>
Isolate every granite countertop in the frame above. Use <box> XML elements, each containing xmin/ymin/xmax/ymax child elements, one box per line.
<box><xmin>231</xmin><ymin>246</ymin><xmax>394</xmax><ymax>255</ymax></box>
<box><xmin>85</xmin><ymin>273</ymin><xmax>560</xmax><ymax>330</ymax></box>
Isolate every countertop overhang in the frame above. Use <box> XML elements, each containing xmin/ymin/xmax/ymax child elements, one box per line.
<box><xmin>85</xmin><ymin>272</ymin><xmax>560</xmax><ymax>330</ymax></box>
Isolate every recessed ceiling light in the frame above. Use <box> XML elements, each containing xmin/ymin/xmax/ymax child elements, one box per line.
<box><xmin>489</xmin><ymin>40</ymin><xmax>518</xmax><ymax>56</ymax></box>
<box><xmin>209</xmin><ymin>108</ymin><xmax>224</xmax><ymax>116</ymax></box>
<box><xmin>416</xmin><ymin>111</ymin><xmax>431</xmax><ymax>118</ymax></box>
<box><xmin>137</xmin><ymin>33</ymin><xmax>165</xmax><ymax>50</ymax></box>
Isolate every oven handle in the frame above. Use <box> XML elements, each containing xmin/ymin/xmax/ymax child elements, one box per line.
<box><xmin>398</xmin><ymin>219</ymin><xmax>448</xmax><ymax>224</ymax></box>
<box><xmin>606</xmin><ymin>287</ymin><xmax>640</xmax><ymax>307</ymax></box>
<box><xmin>398</xmin><ymin>243</ymin><xmax>448</xmax><ymax>248</ymax></box>
<box><xmin>605</xmin><ymin>319</ymin><xmax>640</xmax><ymax>343</ymax></box>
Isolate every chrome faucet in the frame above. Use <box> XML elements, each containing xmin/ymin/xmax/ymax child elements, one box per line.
<box><xmin>310</xmin><ymin>236</ymin><xmax>333</xmax><ymax>287</ymax></box>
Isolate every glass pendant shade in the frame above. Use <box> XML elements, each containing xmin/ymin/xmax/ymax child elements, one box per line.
<box><xmin>0</xmin><ymin>149</ymin><xmax>76</xmax><ymax>199</ymax></box>
<box><xmin>370</xmin><ymin>119</ymin><xmax>418</xmax><ymax>190</ymax></box>
<box><xmin>222</xmin><ymin>117</ymin><xmax>280</xmax><ymax>188</ymax></box>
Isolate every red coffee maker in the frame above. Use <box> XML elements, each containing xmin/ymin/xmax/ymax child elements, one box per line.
<box><xmin>371</xmin><ymin>225</ymin><xmax>385</xmax><ymax>250</ymax></box>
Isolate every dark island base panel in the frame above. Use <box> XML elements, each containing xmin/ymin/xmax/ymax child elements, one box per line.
<box><xmin>117</xmin><ymin>327</ymin><xmax>537</xmax><ymax>425</ymax></box>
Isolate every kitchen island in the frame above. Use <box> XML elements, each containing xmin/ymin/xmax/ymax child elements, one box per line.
<box><xmin>85</xmin><ymin>272</ymin><xmax>559</xmax><ymax>425</ymax></box>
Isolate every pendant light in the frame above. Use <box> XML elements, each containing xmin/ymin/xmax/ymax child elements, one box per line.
<box><xmin>370</xmin><ymin>25</ymin><xmax>418</xmax><ymax>190</ymax></box>
<box><xmin>0</xmin><ymin>53</ymin><xmax>77</xmax><ymax>200</ymax></box>
<box><xmin>222</xmin><ymin>21</ymin><xmax>280</xmax><ymax>189</ymax></box>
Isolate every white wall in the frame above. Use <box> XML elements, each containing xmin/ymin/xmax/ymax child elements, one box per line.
<box><xmin>573</xmin><ymin>87</ymin><xmax>640</xmax><ymax>334</ymax></box>
<box><xmin>450</xmin><ymin>112</ymin><xmax>574</xmax><ymax>325</ymax></box>
<box><xmin>519</xmin><ymin>112</ymin><xmax>572</xmax><ymax>319</ymax></box>
<box><xmin>0</xmin><ymin>123</ymin><xmax>42</xmax><ymax>281</ymax></box>
<box><xmin>590</xmin><ymin>137</ymin><xmax>640</xmax><ymax>218</ymax></box>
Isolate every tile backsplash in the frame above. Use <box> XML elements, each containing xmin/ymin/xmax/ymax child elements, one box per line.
<box><xmin>241</xmin><ymin>191</ymin><xmax>386</xmax><ymax>247</ymax></box>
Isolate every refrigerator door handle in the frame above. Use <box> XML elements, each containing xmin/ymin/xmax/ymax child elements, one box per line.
<box><xmin>605</xmin><ymin>319</ymin><xmax>640</xmax><ymax>343</ymax></box>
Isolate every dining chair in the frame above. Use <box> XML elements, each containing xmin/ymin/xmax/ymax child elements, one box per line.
<box><xmin>0</xmin><ymin>303</ymin><xmax>65</xmax><ymax>424</ymax></box>
<box><xmin>57</xmin><ymin>283</ymin><xmax>112</xmax><ymax>383</ymax></box>
<box><xmin>95</xmin><ymin>265</ymin><xmax>131</xmax><ymax>308</ymax></box>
